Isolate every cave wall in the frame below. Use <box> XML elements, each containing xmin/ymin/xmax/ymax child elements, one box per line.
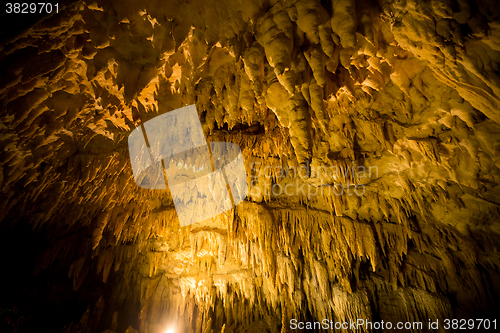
<box><xmin>1</xmin><ymin>0</ymin><xmax>500</xmax><ymax>332</ymax></box>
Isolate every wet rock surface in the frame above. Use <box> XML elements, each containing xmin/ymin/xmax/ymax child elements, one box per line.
<box><xmin>1</xmin><ymin>0</ymin><xmax>500</xmax><ymax>332</ymax></box>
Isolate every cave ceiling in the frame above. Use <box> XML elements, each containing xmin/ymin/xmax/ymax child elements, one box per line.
<box><xmin>1</xmin><ymin>0</ymin><xmax>500</xmax><ymax>332</ymax></box>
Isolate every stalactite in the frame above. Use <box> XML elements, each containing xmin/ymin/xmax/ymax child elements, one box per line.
<box><xmin>1</xmin><ymin>0</ymin><xmax>500</xmax><ymax>332</ymax></box>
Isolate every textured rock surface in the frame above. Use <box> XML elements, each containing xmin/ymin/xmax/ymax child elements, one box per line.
<box><xmin>1</xmin><ymin>0</ymin><xmax>500</xmax><ymax>332</ymax></box>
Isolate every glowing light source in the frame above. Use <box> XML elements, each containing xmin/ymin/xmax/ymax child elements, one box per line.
<box><xmin>164</xmin><ymin>327</ymin><xmax>175</xmax><ymax>333</ymax></box>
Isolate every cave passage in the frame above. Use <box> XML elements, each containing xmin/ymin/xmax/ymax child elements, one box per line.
<box><xmin>1</xmin><ymin>0</ymin><xmax>500</xmax><ymax>332</ymax></box>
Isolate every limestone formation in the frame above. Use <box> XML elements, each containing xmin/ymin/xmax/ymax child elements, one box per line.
<box><xmin>1</xmin><ymin>0</ymin><xmax>499</xmax><ymax>332</ymax></box>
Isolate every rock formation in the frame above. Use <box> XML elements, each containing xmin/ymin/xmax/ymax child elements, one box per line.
<box><xmin>1</xmin><ymin>0</ymin><xmax>499</xmax><ymax>332</ymax></box>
